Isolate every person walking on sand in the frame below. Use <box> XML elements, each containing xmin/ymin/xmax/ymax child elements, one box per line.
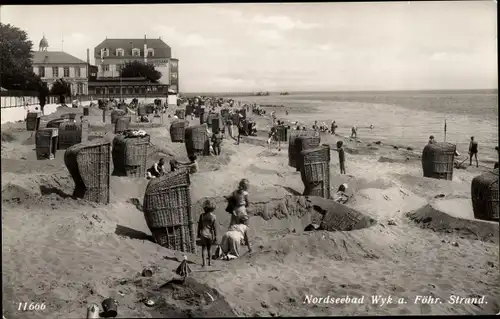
<box><xmin>332</xmin><ymin>140</ymin><xmax>346</xmax><ymax>174</ymax></box>
<box><xmin>211</xmin><ymin>128</ymin><xmax>224</xmax><ymax>156</ymax></box>
<box><xmin>228</xmin><ymin>179</ymin><xmax>250</xmax><ymax>228</ymax></box>
<box><xmin>331</xmin><ymin>121</ymin><xmax>338</xmax><ymax>135</ymax></box>
<box><xmin>469</xmin><ymin>136</ymin><xmax>479</xmax><ymax>167</ymax></box>
<box><xmin>197</xmin><ymin>199</ymin><xmax>218</xmax><ymax>267</ymax></box>
<box><xmin>350</xmin><ymin>126</ymin><xmax>357</xmax><ymax>139</ymax></box>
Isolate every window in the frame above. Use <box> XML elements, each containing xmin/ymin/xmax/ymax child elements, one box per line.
<box><xmin>109</xmin><ymin>87</ymin><xmax>114</xmax><ymax>94</ymax></box>
<box><xmin>132</xmin><ymin>48</ymin><xmax>141</xmax><ymax>57</ymax></box>
<box><xmin>116</xmin><ymin>64</ymin><xmax>122</xmax><ymax>73</ymax></box>
<box><xmin>77</xmin><ymin>83</ymin><xmax>83</xmax><ymax>94</ymax></box>
<box><xmin>147</xmin><ymin>48</ymin><xmax>155</xmax><ymax>57</ymax></box>
<box><xmin>38</xmin><ymin>67</ymin><xmax>45</xmax><ymax>77</ymax></box>
<box><xmin>116</xmin><ymin>48</ymin><xmax>124</xmax><ymax>57</ymax></box>
<box><xmin>52</xmin><ymin>67</ymin><xmax>59</xmax><ymax>78</ymax></box>
<box><xmin>103</xmin><ymin>65</ymin><xmax>109</xmax><ymax>72</ymax></box>
<box><xmin>75</xmin><ymin>67</ymin><xmax>81</xmax><ymax>78</ymax></box>
<box><xmin>63</xmin><ymin>67</ymin><xmax>70</xmax><ymax>77</ymax></box>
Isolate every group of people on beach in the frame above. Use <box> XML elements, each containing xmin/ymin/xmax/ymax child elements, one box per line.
<box><xmin>197</xmin><ymin>178</ymin><xmax>252</xmax><ymax>267</ymax></box>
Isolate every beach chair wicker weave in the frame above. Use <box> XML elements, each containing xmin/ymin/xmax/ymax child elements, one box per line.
<box><xmin>288</xmin><ymin>130</ymin><xmax>317</xmax><ymax>168</ymax></box>
<box><xmin>274</xmin><ymin>125</ymin><xmax>288</xmax><ymax>142</ymax></box>
<box><xmin>143</xmin><ymin>169</ymin><xmax>196</xmax><ymax>253</ymax></box>
<box><xmin>64</xmin><ymin>141</ymin><xmax>111</xmax><ymax>204</ymax></box>
<box><xmin>185</xmin><ymin>124</ymin><xmax>209</xmax><ymax>156</ymax></box>
<box><xmin>200</xmin><ymin>112</ymin><xmax>209</xmax><ymax>125</ymax></box>
<box><xmin>58</xmin><ymin>121</ymin><xmax>89</xmax><ymax>150</ymax></box>
<box><xmin>175</xmin><ymin>109</ymin><xmax>186</xmax><ymax>120</ymax></box>
<box><xmin>46</xmin><ymin>118</ymin><xmax>66</xmax><ymax>129</ymax></box>
<box><xmin>35</xmin><ymin>128</ymin><xmax>58</xmax><ymax>160</ymax></box>
<box><xmin>170</xmin><ymin>120</ymin><xmax>188</xmax><ymax>143</ymax></box>
<box><xmin>471</xmin><ymin>169</ymin><xmax>499</xmax><ymax>221</ymax></box>
<box><xmin>137</xmin><ymin>105</ymin><xmax>147</xmax><ymax>117</ymax></box>
<box><xmin>26</xmin><ymin>112</ymin><xmax>41</xmax><ymax>131</ymax></box>
<box><xmin>111</xmin><ymin>109</ymin><xmax>126</xmax><ymax>124</ymax></box>
<box><xmin>421</xmin><ymin>142</ymin><xmax>456</xmax><ymax>180</ymax></box>
<box><xmin>300</xmin><ymin>145</ymin><xmax>331</xmax><ymax>199</ymax></box>
<box><xmin>294</xmin><ymin>135</ymin><xmax>321</xmax><ymax>172</ymax></box>
<box><xmin>112</xmin><ymin>133</ymin><xmax>150</xmax><ymax>177</ymax></box>
<box><xmin>114</xmin><ymin>116</ymin><xmax>131</xmax><ymax>134</ymax></box>
<box><xmin>206</xmin><ymin>113</ymin><xmax>219</xmax><ymax>128</ymax></box>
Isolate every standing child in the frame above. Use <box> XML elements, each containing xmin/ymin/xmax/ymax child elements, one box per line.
<box><xmin>197</xmin><ymin>199</ymin><xmax>218</xmax><ymax>267</ymax></box>
<box><xmin>469</xmin><ymin>136</ymin><xmax>479</xmax><ymax>167</ymax></box>
<box><xmin>332</xmin><ymin>140</ymin><xmax>346</xmax><ymax>174</ymax></box>
<box><xmin>211</xmin><ymin>128</ymin><xmax>224</xmax><ymax>156</ymax></box>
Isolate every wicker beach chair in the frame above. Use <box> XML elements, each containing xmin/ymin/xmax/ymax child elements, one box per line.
<box><xmin>111</xmin><ymin>109</ymin><xmax>126</xmax><ymax>124</ymax></box>
<box><xmin>293</xmin><ymin>135</ymin><xmax>321</xmax><ymax>172</ymax></box>
<box><xmin>170</xmin><ymin>120</ymin><xmax>188</xmax><ymax>143</ymax></box>
<box><xmin>274</xmin><ymin>125</ymin><xmax>288</xmax><ymax>142</ymax></box>
<box><xmin>200</xmin><ymin>112</ymin><xmax>209</xmax><ymax>125</ymax></box>
<box><xmin>64</xmin><ymin>141</ymin><xmax>111</xmax><ymax>204</ymax></box>
<box><xmin>26</xmin><ymin>112</ymin><xmax>41</xmax><ymax>131</ymax></box>
<box><xmin>58</xmin><ymin>122</ymin><xmax>89</xmax><ymax>150</ymax></box>
<box><xmin>112</xmin><ymin>133</ymin><xmax>150</xmax><ymax>177</ymax></box>
<box><xmin>143</xmin><ymin>169</ymin><xmax>196</xmax><ymax>253</ymax></box>
<box><xmin>300</xmin><ymin>145</ymin><xmax>331</xmax><ymax>199</ymax></box>
<box><xmin>421</xmin><ymin>142</ymin><xmax>456</xmax><ymax>180</ymax></box>
<box><xmin>185</xmin><ymin>124</ymin><xmax>209</xmax><ymax>157</ymax></box>
<box><xmin>114</xmin><ymin>116</ymin><xmax>131</xmax><ymax>134</ymax></box>
<box><xmin>35</xmin><ymin>128</ymin><xmax>58</xmax><ymax>160</ymax></box>
<box><xmin>471</xmin><ymin>169</ymin><xmax>499</xmax><ymax>221</ymax></box>
<box><xmin>175</xmin><ymin>109</ymin><xmax>186</xmax><ymax>120</ymax></box>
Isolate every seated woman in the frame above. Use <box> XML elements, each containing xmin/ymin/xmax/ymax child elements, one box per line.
<box><xmin>146</xmin><ymin>158</ymin><xmax>166</xmax><ymax>179</ymax></box>
<box><xmin>218</xmin><ymin>215</ymin><xmax>252</xmax><ymax>260</ymax></box>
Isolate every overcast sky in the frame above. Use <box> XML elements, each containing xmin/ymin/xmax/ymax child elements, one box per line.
<box><xmin>1</xmin><ymin>2</ymin><xmax>497</xmax><ymax>92</ymax></box>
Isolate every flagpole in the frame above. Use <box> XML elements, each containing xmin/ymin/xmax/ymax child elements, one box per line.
<box><xmin>444</xmin><ymin>120</ymin><xmax>447</xmax><ymax>142</ymax></box>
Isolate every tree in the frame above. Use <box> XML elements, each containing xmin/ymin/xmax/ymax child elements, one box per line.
<box><xmin>120</xmin><ymin>61</ymin><xmax>162</xmax><ymax>83</ymax></box>
<box><xmin>0</xmin><ymin>23</ymin><xmax>38</xmax><ymax>91</ymax></box>
<box><xmin>38</xmin><ymin>81</ymin><xmax>49</xmax><ymax>110</ymax></box>
<box><xmin>50</xmin><ymin>79</ymin><xmax>71</xmax><ymax>104</ymax></box>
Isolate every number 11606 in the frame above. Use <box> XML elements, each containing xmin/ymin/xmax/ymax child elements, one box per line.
<box><xmin>18</xmin><ymin>302</ymin><xmax>46</xmax><ymax>311</ymax></box>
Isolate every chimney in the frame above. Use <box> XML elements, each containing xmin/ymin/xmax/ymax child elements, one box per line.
<box><xmin>86</xmin><ymin>48</ymin><xmax>90</xmax><ymax>64</ymax></box>
<box><xmin>144</xmin><ymin>34</ymin><xmax>148</xmax><ymax>63</ymax></box>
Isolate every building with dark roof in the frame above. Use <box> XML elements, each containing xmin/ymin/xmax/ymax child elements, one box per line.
<box><xmin>93</xmin><ymin>35</ymin><xmax>179</xmax><ymax>93</ymax></box>
<box><xmin>32</xmin><ymin>35</ymin><xmax>89</xmax><ymax>95</ymax></box>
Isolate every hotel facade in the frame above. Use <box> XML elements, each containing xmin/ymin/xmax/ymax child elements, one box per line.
<box><xmin>90</xmin><ymin>36</ymin><xmax>179</xmax><ymax>97</ymax></box>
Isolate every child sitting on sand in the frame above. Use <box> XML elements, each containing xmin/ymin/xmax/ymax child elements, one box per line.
<box><xmin>197</xmin><ymin>199</ymin><xmax>218</xmax><ymax>267</ymax></box>
<box><xmin>332</xmin><ymin>141</ymin><xmax>346</xmax><ymax>174</ymax></box>
<box><xmin>146</xmin><ymin>158</ymin><xmax>166</xmax><ymax>179</ymax></box>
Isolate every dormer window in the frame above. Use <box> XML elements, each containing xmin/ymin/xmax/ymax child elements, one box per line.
<box><xmin>116</xmin><ymin>48</ymin><xmax>124</xmax><ymax>57</ymax></box>
<box><xmin>132</xmin><ymin>48</ymin><xmax>141</xmax><ymax>57</ymax></box>
<box><xmin>101</xmin><ymin>48</ymin><xmax>109</xmax><ymax>58</ymax></box>
<box><xmin>147</xmin><ymin>48</ymin><xmax>155</xmax><ymax>57</ymax></box>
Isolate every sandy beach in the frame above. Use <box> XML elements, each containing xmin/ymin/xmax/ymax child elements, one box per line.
<box><xmin>2</xmin><ymin>94</ymin><xmax>499</xmax><ymax>318</ymax></box>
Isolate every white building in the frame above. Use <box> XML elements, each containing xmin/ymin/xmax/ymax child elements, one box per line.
<box><xmin>32</xmin><ymin>35</ymin><xmax>89</xmax><ymax>95</ymax></box>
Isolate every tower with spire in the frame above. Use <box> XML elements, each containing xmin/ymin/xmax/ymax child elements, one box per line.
<box><xmin>39</xmin><ymin>34</ymin><xmax>49</xmax><ymax>52</ymax></box>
